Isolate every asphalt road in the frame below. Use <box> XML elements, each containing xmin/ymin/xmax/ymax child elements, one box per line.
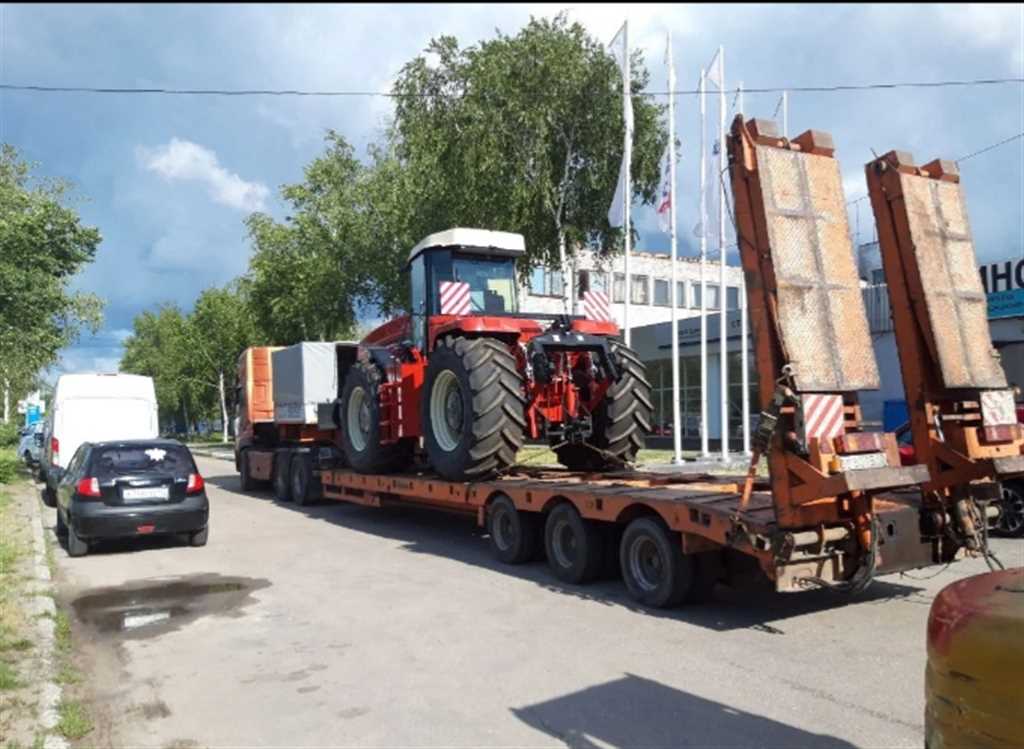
<box><xmin>47</xmin><ymin>454</ymin><xmax>1024</xmax><ymax>749</ymax></box>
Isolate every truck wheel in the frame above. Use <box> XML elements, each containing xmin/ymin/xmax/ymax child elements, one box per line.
<box><xmin>487</xmin><ymin>494</ymin><xmax>541</xmax><ymax>564</ymax></box>
<box><xmin>341</xmin><ymin>361</ymin><xmax>413</xmax><ymax>474</ymax></box>
<box><xmin>423</xmin><ymin>336</ymin><xmax>525</xmax><ymax>482</ymax></box>
<box><xmin>240</xmin><ymin>450</ymin><xmax>257</xmax><ymax>492</ymax></box>
<box><xmin>290</xmin><ymin>453</ymin><xmax>320</xmax><ymax>507</ymax></box>
<box><xmin>556</xmin><ymin>341</ymin><xmax>653</xmax><ymax>471</ymax></box>
<box><xmin>544</xmin><ymin>503</ymin><xmax>605</xmax><ymax>584</ymax></box>
<box><xmin>619</xmin><ymin>517</ymin><xmax>693</xmax><ymax>608</ymax></box>
<box><xmin>273</xmin><ymin>451</ymin><xmax>292</xmax><ymax>502</ymax></box>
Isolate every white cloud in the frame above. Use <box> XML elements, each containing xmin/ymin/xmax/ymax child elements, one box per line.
<box><xmin>137</xmin><ymin>138</ymin><xmax>269</xmax><ymax>211</ymax></box>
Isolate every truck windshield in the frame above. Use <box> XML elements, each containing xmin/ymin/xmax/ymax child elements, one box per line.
<box><xmin>452</xmin><ymin>255</ymin><xmax>518</xmax><ymax>314</ymax></box>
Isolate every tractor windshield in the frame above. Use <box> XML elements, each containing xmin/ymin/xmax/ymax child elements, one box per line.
<box><xmin>452</xmin><ymin>254</ymin><xmax>518</xmax><ymax>314</ymax></box>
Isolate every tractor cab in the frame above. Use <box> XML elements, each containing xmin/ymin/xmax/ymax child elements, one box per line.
<box><xmin>406</xmin><ymin>228</ymin><xmax>526</xmax><ymax>350</ymax></box>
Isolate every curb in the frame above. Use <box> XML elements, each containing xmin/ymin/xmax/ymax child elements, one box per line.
<box><xmin>26</xmin><ymin>487</ymin><xmax>70</xmax><ymax>749</ymax></box>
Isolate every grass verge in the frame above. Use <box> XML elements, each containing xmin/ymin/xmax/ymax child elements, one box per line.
<box><xmin>56</xmin><ymin>700</ymin><xmax>93</xmax><ymax>740</ymax></box>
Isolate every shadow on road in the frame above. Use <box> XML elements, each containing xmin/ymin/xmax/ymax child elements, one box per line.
<box><xmin>511</xmin><ymin>673</ymin><xmax>858</xmax><ymax>749</ymax></box>
<box><xmin>200</xmin><ymin>466</ymin><xmax>927</xmax><ymax>634</ymax></box>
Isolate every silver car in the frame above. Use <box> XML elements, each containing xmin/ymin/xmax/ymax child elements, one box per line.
<box><xmin>18</xmin><ymin>424</ymin><xmax>44</xmax><ymax>465</ymax></box>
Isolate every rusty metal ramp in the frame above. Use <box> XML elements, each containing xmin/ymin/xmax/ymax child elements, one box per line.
<box><xmin>753</xmin><ymin>134</ymin><xmax>880</xmax><ymax>392</ymax></box>
<box><xmin>882</xmin><ymin>160</ymin><xmax>1006</xmax><ymax>389</ymax></box>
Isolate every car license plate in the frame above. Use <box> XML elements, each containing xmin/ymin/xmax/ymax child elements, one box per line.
<box><xmin>122</xmin><ymin>486</ymin><xmax>169</xmax><ymax>501</ymax></box>
<box><xmin>838</xmin><ymin>452</ymin><xmax>889</xmax><ymax>471</ymax></box>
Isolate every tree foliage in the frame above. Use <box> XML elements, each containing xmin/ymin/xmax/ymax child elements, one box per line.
<box><xmin>0</xmin><ymin>145</ymin><xmax>104</xmax><ymax>409</ymax></box>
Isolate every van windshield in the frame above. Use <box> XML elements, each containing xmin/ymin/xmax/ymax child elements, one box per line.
<box><xmin>91</xmin><ymin>445</ymin><xmax>193</xmax><ymax>481</ymax></box>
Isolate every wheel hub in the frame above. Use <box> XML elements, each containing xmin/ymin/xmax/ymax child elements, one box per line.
<box><xmin>552</xmin><ymin>519</ymin><xmax>578</xmax><ymax>569</ymax></box>
<box><xmin>629</xmin><ymin>537</ymin><xmax>665</xmax><ymax>592</ymax></box>
<box><xmin>430</xmin><ymin>370</ymin><xmax>464</xmax><ymax>452</ymax></box>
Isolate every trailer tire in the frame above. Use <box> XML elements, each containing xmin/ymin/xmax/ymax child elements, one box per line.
<box><xmin>290</xmin><ymin>453</ymin><xmax>319</xmax><ymax>507</ymax></box>
<box><xmin>239</xmin><ymin>450</ymin><xmax>258</xmax><ymax>492</ymax></box>
<box><xmin>556</xmin><ymin>341</ymin><xmax>653</xmax><ymax>471</ymax></box>
<box><xmin>487</xmin><ymin>494</ymin><xmax>541</xmax><ymax>564</ymax></box>
<box><xmin>619</xmin><ymin>517</ymin><xmax>694</xmax><ymax>608</ymax></box>
<box><xmin>273</xmin><ymin>451</ymin><xmax>292</xmax><ymax>503</ymax></box>
<box><xmin>544</xmin><ymin>503</ymin><xmax>605</xmax><ymax>584</ymax></box>
<box><xmin>341</xmin><ymin>360</ymin><xmax>413</xmax><ymax>474</ymax></box>
<box><xmin>423</xmin><ymin>336</ymin><xmax>525</xmax><ymax>482</ymax></box>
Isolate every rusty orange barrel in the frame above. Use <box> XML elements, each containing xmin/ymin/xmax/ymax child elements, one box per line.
<box><xmin>925</xmin><ymin>567</ymin><xmax>1024</xmax><ymax>748</ymax></box>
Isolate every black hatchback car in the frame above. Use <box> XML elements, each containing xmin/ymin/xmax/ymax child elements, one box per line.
<box><xmin>55</xmin><ymin>439</ymin><xmax>209</xmax><ymax>557</ymax></box>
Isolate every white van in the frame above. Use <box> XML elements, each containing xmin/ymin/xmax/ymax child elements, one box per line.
<box><xmin>41</xmin><ymin>373</ymin><xmax>159</xmax><ymax>506</ymax></box>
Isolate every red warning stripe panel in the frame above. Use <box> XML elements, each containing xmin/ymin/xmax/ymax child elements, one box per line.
<box><xmin>439</xmin><ymin>281</ymin><xmax>471</xmax><ymax>316</ymax></box>
<box><xmin>802</xmin><ymin>394</ymin><xmax>846</xmax><ymax>441</ymax></box>
<box><xmin>583</xmin><ymin>290</ymin><xmax>612</xmax><ymax>322</ymax></box>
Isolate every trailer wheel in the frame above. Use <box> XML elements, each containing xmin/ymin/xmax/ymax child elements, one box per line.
<box><xmin>556</xmin><ymin>341</ymin><xmax>653</xmax><ymax>471</ymax></box>
<box><xmin>544</xmin><ymin>503</ymin><xmax>605</xmax><ymax>584</ymax></box>
<box><xmin>619</xmin><ymin>517</ymin><xmax>694</xmax><ymax>608</ymax></box>
<box><xmin>290</xmin><ymin>453</ymin><xmax>320</xmax><ymax>507</ymax></box>
<box><xmin>487</xmin><ymin>494</ymin><xmax>541</xmax><ymax>564</ymax></box>
<box><xmin>239</xmin><ymin>450</ymin><xmax>258</xmax><ymax>492</ymax></box>
<box><xmin>341</xmin><ymin>360</ymin><xmax>413</xmax><ymax>474</ymax></box>
<box><xmin>997</xmin><ymin>481</ymin><xmax>1024</xmax><ymax>537</ymax></box>
<box><xmin>273</xmin><ymin>451</ymin><xmax>292</xmax><ymax>502</ymax></box>
<box><xmin>423</xmin><ymin>336</ymin><xmax>525</xmax><ymax>482</ymax></box>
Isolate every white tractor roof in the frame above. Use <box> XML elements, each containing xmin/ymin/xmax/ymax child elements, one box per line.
<box><xmin>408</xmin><ymin>228</ymin><xmax>526</xmax><ymax>263</ymax></box>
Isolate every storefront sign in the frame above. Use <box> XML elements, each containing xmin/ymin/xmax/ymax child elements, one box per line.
<box><xmin>980</xmin><ymin>258</ymin><xmax>1024</xmax><ymax>320</ymax></box>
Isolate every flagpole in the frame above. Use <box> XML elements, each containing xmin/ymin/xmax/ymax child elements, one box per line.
<box><xmin>699</xmin><ymin>68</ymin><xmax>709</xmax><ymax>458</ymax></box>
<box><xmin>667</xmin><ymin>33</ymin><xmax>681</xmax><ymax>465</ymax></box>
<box><xmin>738</xmin><ymin>82</ymin><xmax>750</xmax><ymax>456</ymax></box>
<box><xmin>623</xmin><ymin>20</ymin><xmax>632</xmax><ymax>348</ymax></box>
<box><xmin>717</xmin><ymin>45</ymin><xmax>728</xmax><ymax>463</ymax></box>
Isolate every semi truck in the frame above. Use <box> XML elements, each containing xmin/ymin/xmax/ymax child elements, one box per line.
<box><xmin>232</xmin><ymin>119</ymin><xmax>1004</xmax><ymax>609</ymax></box>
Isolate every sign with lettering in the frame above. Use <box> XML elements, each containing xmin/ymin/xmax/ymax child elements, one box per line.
<box><xmin>979</xmin><ymin>258</ymin><xmax>1024</xmax><ymax>320</ymax></box>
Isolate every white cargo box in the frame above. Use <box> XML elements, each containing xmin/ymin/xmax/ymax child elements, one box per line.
<box><xmin>272</xmin><ymin>342</ymin><xmax>341</xmax><ymax>425</ymax></box>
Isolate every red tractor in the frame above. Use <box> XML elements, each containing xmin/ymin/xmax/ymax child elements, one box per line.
<box><xmin>338</xmin><ymin>228</ymin><xmax>653</xmax><ymax>481</ymax></box>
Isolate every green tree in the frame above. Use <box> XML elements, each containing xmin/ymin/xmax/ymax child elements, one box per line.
<box><xmin>0</xmin><ymin>145</ymin><xmax>104</xmax><ymax>420</ymax></box>
<box><xmin>120</xmin><ymin>305</ymin><xmax>195</xmax><ymax>431</ymax></box>
<box><xmin>386</xmin><ymin>13</ymin><xmax>667</xmax><ymax>305</ymax></box>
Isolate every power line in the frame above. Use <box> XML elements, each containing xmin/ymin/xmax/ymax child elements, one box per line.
<box><xmin>957</xmin><ymin>131</ymin><xmax>1024</xmax><ymax>163</ymax></box>
<box><xmin>1</xmin><ymin>76</ymin><xmax>1021</xmax><ymax>99</ymax></box>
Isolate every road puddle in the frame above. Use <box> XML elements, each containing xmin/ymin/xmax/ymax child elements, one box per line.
<box><xmin>71</xmin><ymin>573</ymin><xmax>270</xmax><ymax>639</ymax></box>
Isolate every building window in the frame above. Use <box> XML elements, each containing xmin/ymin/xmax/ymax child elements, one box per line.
<box><xmin>654</xmin><ymin>279</ymin><xmax>670</xmax><ymax>307</ymax></box>
<box><xmin>727</xmin><ymin>286</ymin><xmax>740</xmax><ymax>311</ymax></box>
<box><xmin>707</xmin><ymin>283</ymin><xmax>721</xmax><ymax>310</ymax></box>
<box><xmin>550</xmin><ymin>270</ymin><xmax>564</xmax><ymax>298</ymax></box>
<box><xmin>529</xmin><ymin>268</ymin><xmax>546</xmax><ymax>296</ymax></box>
<box><xmin>692</xmin><ymin>283</ymin><xmax>703</xmax><ymax>309</ymax></box>
<box><xmin>676</xmin><ymin>281</ymin><xmax>687</xmax><ymax>308</ymax></box>
<box><xmin>631</xmin><ymin>275</ymin><xmax>649</xmax><ymax>305</ymax></box>
<box><xmin>613</xmin><ymin>273</ymin><xmax>625</xmax><ymax>303</ymax></box>
<box><xmin>528</xmin><ymin>267</ymin><xmax>564</xmax><ymax>298</ymax></box>
<box><xmin>582</xmin><ymin>270</ymin><xmax>608</xmax><ymax>295</ymax></box>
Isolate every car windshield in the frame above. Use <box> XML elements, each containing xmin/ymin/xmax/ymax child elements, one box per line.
<box><xmin>91</xmin><ymin>444</ymin><xmax>193</xmax><ymax>481</ymax></box>
<box><xmin>452</xmin><ymin>254</ymin><xmax>518</xmax><ymax>314</ymax></box>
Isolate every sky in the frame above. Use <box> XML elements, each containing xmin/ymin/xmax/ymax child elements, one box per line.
<box><xmin>1</xmin><ymin>3</ymin><xmax>1022</xmax><ymax>378</ymax></box>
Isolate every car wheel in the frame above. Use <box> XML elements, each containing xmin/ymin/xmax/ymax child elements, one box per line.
<box><xmin>997</xmin><ymin>482</ymin><xmax>1024</xmax><ymax>538</ymax></box>
<box><xmin>189</xmin><ymin>527</ymin><xmax>209</xmax><ymax>547</ymax></box>
<box><xmin>66</xmin><ymin>520</ymin><xmax>88</xmax><ymax>558</ymax></box>
<box><xmin>41</xmin><ymin>486</ymin><xmax>57</xmax><ymax>508</ymax></box>
<box><xmin>55</xmin><ymin>506</ymin><xmax>67</xmax><ymax>537</ymax></box>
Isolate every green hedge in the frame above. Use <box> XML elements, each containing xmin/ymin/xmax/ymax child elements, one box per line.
<box><xmin>0</xmin><ymin>448</ymin><xmax>19</xmax><ymax>484</ymax></box>
<box><xmin>0</xmin><ymin>422</ymin><xmax>19</xmax><ymax>448</ymax></box>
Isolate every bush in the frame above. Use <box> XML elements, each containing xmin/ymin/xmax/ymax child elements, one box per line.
<box><xmin>0</xmin><ymin>422</ymin><xmax>19</xmax><ymax>448</ymax></box>
<box><xmin>0</xmin><ymin>449</ymin><xmax>19</xmax><ymax>484</ymax></box>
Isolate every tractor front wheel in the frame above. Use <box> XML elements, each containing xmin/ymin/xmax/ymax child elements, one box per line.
<box><xmin>423</xmin><ymin>336</ymin><xmax>525</xmax><ymax>481</ymax></box>
<box><xmin>340</xmin><ymin>360</ymin><xmax>413</xmax><ymax>474</ymax></box>
<box><xmin>556</xmin><ymin>341</ymin><xmax>653</xmax><ymax>471</ymax></box>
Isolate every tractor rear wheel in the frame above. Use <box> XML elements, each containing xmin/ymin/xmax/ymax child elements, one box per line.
<box><xmin>556</xmin><ymin>341</ymin><xmax>653</xmax><ymax>471</ymax></box>
<box><xmin>423</xmin><ymin>336</ymin><xmax>525</xmax><ymax>481</ymax></box>
<box><xmin>340</xmin><ymin>360</ymin><xmax>413</xmax><ymax>474</ymax></box>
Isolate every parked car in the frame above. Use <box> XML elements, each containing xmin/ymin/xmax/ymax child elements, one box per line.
<box><xmin>925</xmin><ymin>567</ymin><xmax>1023</xmax><ymax>747</ymax></box>
<box><xmin>55</xmin><ymin>439</ymin><xmax>209</xmax><ymax>557</ymax></box>
<box><xmin>41</xmin><ymin>373</ymin><xmax>159</xmax><ymax>507</ymax></box>
<box><xmin>18</xmin><ymin>423</ymin><xmax>44</xmax><ymax>465</ymax></box>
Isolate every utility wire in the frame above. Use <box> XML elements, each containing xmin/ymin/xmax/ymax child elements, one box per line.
<box><xmin>0</xmin><ymin>76</ymin><xmax>1021</xmax><ymax>98</ymax></box>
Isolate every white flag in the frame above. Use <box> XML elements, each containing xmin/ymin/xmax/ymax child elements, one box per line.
<box><xmin>607</xmin><ymin>21</ymin><xmax>633</xmax><ymax>229</ymax></box>
<box><xmin>608</xmin><ymin>156</ymin><xmax>627</xmax><ymax>228</ymax></box>
<box><xmin>656</xmin><ymin>145</ymin><xmax>672</xmax><ymax>234</ymax></box>
<box><xmin>705</xmin><ymin>48</ymin><xmax>722</xmax><ymax>90</ymax></box>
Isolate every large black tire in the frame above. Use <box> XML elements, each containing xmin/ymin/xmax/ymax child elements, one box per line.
<box><xmin>556</xmin><ymin>341</ymin><xmax>653</xmax><ymax>471</ymax></box>
<box><xmin>56</xmin><ymin>506</ymin><xmax>67</xmax><ymax>537</ymax></box>
<box><xmin>290</xmin><ymin>452</ymin><xmax>320</xmax><ymax>507</ymax></box>
<box><xmin>487</xmin><ymin>494</ymin><xmax>541</xmax><ymax>564</ymax></box>
<box><xmin>544</xmin><ymin>503</ymin><xmax>605</xmax><ymax>585</ymax></box>
<box><xmin>619</xmin><ymin>517</ymin><xmax>694</xmax><ymax>608</ymax></box>
<box><xmin>239</xmin><ymin>450</ymin><xmax>258</xmax><ymax>492</ymax></box>
<box><xmin>341</xmin><ymin>360</ymin><xmax>413</xmax><ymax>474</ymax></box>
<box><xmin>997</xmin><ymin>481</ymin><xmax>1024</xmax><ymax>537</ymax></box>
<box><xmin>189</xmin><ymin>526</ymin><xmax>209</xmax><ymax>547</ymax></box>
<box><xmin>42</xmin><ymin>485</ymin><xmax>57</xmax><ymax>508</ymax></box>
<box><xmin>423</xmin><ymin>336</ymin><xmax>525</xmax><ymax>481</ymax></box>
<box><xmin>273</xmin><ymin>451</ymin><xmax>292</xmax><ymax>502</ymax></box>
